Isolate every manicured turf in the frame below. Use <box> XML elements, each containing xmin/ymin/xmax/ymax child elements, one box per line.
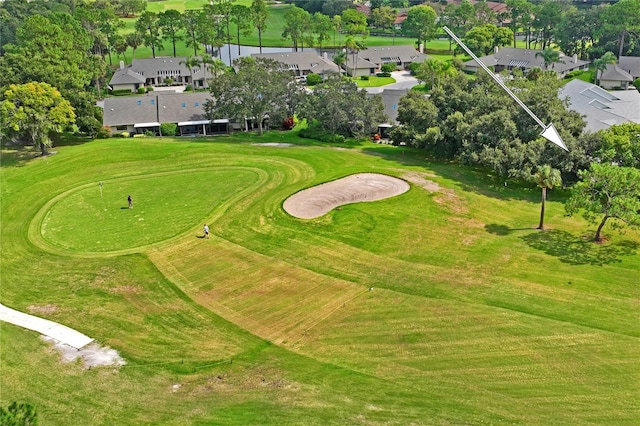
<box><xmin>1</xmin><ymin>134</ymin><xmax>639</xmax><ymax>424</ymax></box>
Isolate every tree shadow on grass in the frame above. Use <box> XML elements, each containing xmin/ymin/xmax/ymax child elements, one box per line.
<box><xmin>519</xmin><ymin>229</ymin><xmax>639</xmax><ymax>266</ymax></box>
<box><xmin>485</xmin><ymin>224</ymin><xmax>534</xmax><ymax>236</ymax></box>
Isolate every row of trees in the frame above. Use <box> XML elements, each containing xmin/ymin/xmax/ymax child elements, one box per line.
<box><xmin>440</xmin><ymin>0</ymin><xmax>640</xmax><ymax>58</ymax></box>
<box><xmin>133</xmin><ymin>0</ymin><xmax>269</xmax><ymax>63</ymax></box>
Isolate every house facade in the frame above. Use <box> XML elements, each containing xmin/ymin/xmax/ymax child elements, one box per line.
<box><xmin>598</xmin><ymin>64</ymin><xmax>634</xmax><ymax>90</ymax></box>
<box><xmin>109</xmin><ymin>57</ymin><xmax>212</xmax><ymax>92</ymax></box>
<box><xmin>464</xmin><ymin>47</ymin><xmax>590</xmax><ymax>78</ymax></box>
<box><xmin>343</xmin><ymin>46</ymin><xmax>428</xmax><ymax>77</ymax></box>
<box><xmin>102</xmin><ymin>92</ymin><xmax>229</xmax><ymax>136</ymax></box>
<box><xmin>251</xmin><ymin>51</ymin><xmax>341</xmax><ymax>79</ymax></box>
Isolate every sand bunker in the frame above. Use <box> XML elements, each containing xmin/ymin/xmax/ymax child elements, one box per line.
<box><xmin>283</xmin><ymin>173</ymin><xmax>409</xmax><ymax>219</ymax></box>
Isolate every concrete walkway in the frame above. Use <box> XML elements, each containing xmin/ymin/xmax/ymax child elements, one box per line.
<box><xmin>0</xmin><ymin>303</ymin><xmax>93</xmax><ymax>349</ymax></box>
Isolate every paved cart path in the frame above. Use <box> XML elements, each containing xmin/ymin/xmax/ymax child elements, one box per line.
<box><xmin>0</xmin><ymin>303</ymin><xmax>93</xmax><ymax>349</ymax></box>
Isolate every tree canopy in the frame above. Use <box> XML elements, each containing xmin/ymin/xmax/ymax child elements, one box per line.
<box><xmin>205</xmin><ymin>57</ymin><xmax>302</xmax><ymax>136</ymax></box>
<box><xmin>566</xmin><ymin>164</ymin><xmax>640</xmax><ymax>242</ymax></box>
<box><xmin>297</xmin><ymin>74</ymin><xmax>386</xmax><ymax>138</ymax></box>
<box><xmin>0</xmin><ymin>82</ymin><xmax>76</xmax><ymax>155</ymax></box>
<box><xmin>401</xmin><ymin>5</ymin><xmax>437</xmax><ymax>47</ymax></box>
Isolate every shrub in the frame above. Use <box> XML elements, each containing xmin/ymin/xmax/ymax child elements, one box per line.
<box><xmin>564</xmin><ymin>69</ymin><xmax>584</xmax><ymax>79</ymax></box>
<box><xmin>298</xmin><ymin>125</ymin><xmax>346</xmax><ymax>143</ymax></box>
<box><xmin>164</xmin><ymin>78</ymin><xmax>174</xmax><ymax>85</ymax></box>
<box><xmin>634</xmin><ymin>78</ymin><xmax>640</xmax><ymax>92</ymax></box>
<box><xmin>96</xmin><ymin>126</ymin><xmax>111</xmax><ymax>139</ymax></box>
<box><xmin>408</xmin><ymin>62</ymin><xmax>421</xmax><ymax>76</ymax></box>
<box><xmin>111</xmin><ymin>89</ymin><xmax>134</xmax><ymax>96</ymax></box>
<box><xmin>376</xmin><ymin>72</ymin><xmax>391</xmax><ymax>77</ymax></box>
<box><xmin>146</xmin><ymin>86</ymin><xmax>154</xmax><ymax>92</ymax></box>
<box><xmin>137</xmin><ymin>86</ymin><xmax>146</xmax><ymax>94</ymax></box>
<box><xmin>306</xmin><ymin>73</ymin><xmax>322</xmax><ymax>86</ymax></box>
<box><xmin>133</xmin><ymin>133</ymin><xmax>145</xmax><ymax>138</ymax></box>
<box><xmin>160</xmin><ymin>123</ymin><xmax>177</xmax><ymax>136</ymax></box>
<box><xmin>144</xmin><ymin>130</ymin><xmax>155</xmax><ymax>137</ymax></box>
<box><xmin>360</xmin><ymin>75</ymin><xmax>369</xmax><ymax>81</ymax></box>
<box><xmin>381</xmin><ymin>63</ymin><xmax>396</xmax><ymax>73</ymax></box>
<box><xmin>120</xmin><ymin>132</ymin><xmax>130</xmax><ymax>138</ymax></box>
<box><xmin>184</xmin><ymin>84</ymin><xmax>193</xmax><ymax>92</ymax></box>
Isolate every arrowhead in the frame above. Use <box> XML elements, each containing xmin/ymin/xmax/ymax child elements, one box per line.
<box><xmin>540</xmin><ymin>123</ymin><xmax>569</xmax><ymax>151</ymax></box>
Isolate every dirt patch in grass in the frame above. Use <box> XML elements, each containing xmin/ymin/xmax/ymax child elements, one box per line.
<box><xmin>43</xmin><ymin>336</ymin><xmax>126</xmax><ymax>369</ymax></box>
<box><xmin>402</xmin><ymin>171</ymin><xmax>441</xmax><ymax>192</ymax></box>
<box><xmin>27</xmin><ymin>304</ymin><xmax>59</xmax><ymax>315</ymax></box>
<box><xmin>283</xmin><ymin>173</ymin><xmax>410</xmax><ymax>219</ymax></box>
<box><xmin>109</xmin><ymin>285</ymin><xmax>143</xmax><ymax>294</ymax></box>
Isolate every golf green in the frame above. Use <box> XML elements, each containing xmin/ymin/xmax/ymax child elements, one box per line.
<box><xmin>38</xmin><ymin>169</ymin><xmax>260</xmax><ymax>253</ymax></box>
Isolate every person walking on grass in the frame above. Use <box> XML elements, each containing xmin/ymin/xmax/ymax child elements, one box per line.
<box><xmin>128</xmin><ymin>195</ymin><xmax>133</xmax><ymax>209</ymax></box>
<box><xmin>203</xmin><ymin>224</ymin><xmax>209</xmax><ymax>239</ymax></box>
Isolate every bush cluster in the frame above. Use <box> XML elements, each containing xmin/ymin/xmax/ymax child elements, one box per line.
<box><xmin>306</xmin><ymin>73</ymin><xmax>322</xmax><ymax>86</ymax></box>
<box><xmin>376</xmin><ymin>72</ymin><xmax>391</xmax><ymax>77</ymax></box>
<box><xmin>160</xmin><ymin>123</ymin><xmax>177</xmax><ymax>136</ymax></box>
<box><xmin>298</xmin><ymin>125</ymin><xmax>345</xmax><ymax>143</ymax></box>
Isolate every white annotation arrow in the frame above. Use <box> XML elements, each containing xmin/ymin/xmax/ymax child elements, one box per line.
<box><xmin>443</xmin><ymin>26</ymin><xmax>569</xmax><ymax>151</ymax></box>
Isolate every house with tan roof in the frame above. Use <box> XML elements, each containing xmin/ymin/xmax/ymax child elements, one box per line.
<box><xmin>598</xmin><ymin>64</ymin><xmax>634</xmax><ymax>90</ymax></box>
<box><xmin>464</xmin><ymin>47</ymin><xmax>590</xmax><ymax>78</ymax></box>
<box><xmin>251</xmin><ymin>51</ymin><xmax>341</xmax><ymax>79</ymax></box>
<box><xmin>109</xmin><ymin>57</ymin><xmax>213</xmax><ymax>93</ymax></box>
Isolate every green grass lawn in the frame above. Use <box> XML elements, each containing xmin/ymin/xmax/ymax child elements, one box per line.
<box><xmin>2</xmin><ymin>134</ymin><xmax>639</xmax><ymax>424</ymax></box>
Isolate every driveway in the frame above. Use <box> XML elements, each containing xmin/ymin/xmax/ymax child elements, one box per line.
<box><xmin>364</xmin><ymin>70</ymin><xmax>420</xmax><ymax>94</ymax></box>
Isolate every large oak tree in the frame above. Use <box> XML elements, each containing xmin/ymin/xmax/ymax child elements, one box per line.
<box><xmin>205</xmin><ymin>57</ymin><xmax>302</xmax><ymax>135</ymax></box>
<box><xmin>0</xmin><ymin>82</ymin><xmax>76</xmax><ymax>155</ymax></box>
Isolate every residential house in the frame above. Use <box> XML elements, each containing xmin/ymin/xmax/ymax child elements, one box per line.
<box><xmin>359</xmin><ymin>45</ymin><xmax>429</xmax><ymax>71</ymax></box>
<box><xmin>344</xmin><ymin>46</ymin><xmax>428</xmax><ymax>77</ymax></box>
<box><xmin>367</xmin><ymin>89</ymin><xmax>407</xmax><ymax>125</ymax></box>
<box><xmin>109</xmin><ymin>57</ymin><xmax>211</xmax><ymax>93</ymax></box>
<box><xmin>559</xmin><ymin>79</ymin><xmax>640</xmax><ymax>132</ymax></box>
<box><xmin>102</xmin><ymin>92</ymin><xmax>229</xmax><ymax>136</ymax></box>
<box><xmin>597</xmin><ymin>64</ymin><xmax>634</xmax><ymax>90</ymax></box>
<box><xmin>251</xmin><ymin>51</ymin><xmax>341</xmax><ymax>79</ymax></box>
<box><xmin>618</xmin><ymin>56</ymin><xmax>640</xmax><ymax>80</ymax></box>
<box><xmin>344</xmin><ymin>55</ymin><xmax>378</xmax><ymax>78</ymax></box>
<box><xmin>393</xmin><ymin>13</ymin><xmax>408</xmax><ymax>31</ymax></box>
<box><xmin>464</xmin><ymin>47</ymin><xmax>590</xmax><ymax>78</ymax></box>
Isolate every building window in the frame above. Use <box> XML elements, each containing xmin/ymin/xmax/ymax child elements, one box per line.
<box><xmin>150</xmin><ymin>99</ymin><xmax>155</xmax><ymax>105</ymax></box>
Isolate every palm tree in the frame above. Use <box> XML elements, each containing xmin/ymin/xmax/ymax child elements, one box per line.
<box><xmin>180</xmin><ymin>56</ymin><xmax>201</xmax><ymax>87</ymax></box>
<box><xmin>535</xmin><ymin>48</ymin><xmax>563</xmax><ymax>71</ymax></box>
<box><xmin>345</xmin><ymin>36</ymin><xmax>366</xmax><ymax>78</ymax></box>
<box><xmin>332</xmin><ymin>50</ymin><xmax>346</xmax><ymax>68</ymax></box>
<box><xmin>533</xmin><ymin>164</ymin><xmax>562</xmax><ymax>230</ymax></box>
<box><xmin>208</xmin><ymin>58</ymin><xmax>227</xmax><ymax>86</ymax></box>
<box><xmin>593</xmin><ymin>51</ymin><xmax>617</xmax><ymax>86</ymax></box>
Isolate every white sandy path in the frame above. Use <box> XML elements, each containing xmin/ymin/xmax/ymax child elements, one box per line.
<box><xmin>0</xmin><ymin>303</ymin><xmax>93</xmax><ymax>349</ymax></box>
<box><xmin>283</xmin><ymin>173</ymin><xmax>410</xmax><ymax>219</ymax></box>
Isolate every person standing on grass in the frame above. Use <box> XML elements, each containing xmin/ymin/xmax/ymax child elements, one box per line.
<box><xmin>204</xmin><ymin>224</ymin><xmax>209</xmax><ymax>239</ymax></box>
<box><xmin>128</xmin><ymin>195</ymin><xmax>133</xmax><ymax>209</ymax></box>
